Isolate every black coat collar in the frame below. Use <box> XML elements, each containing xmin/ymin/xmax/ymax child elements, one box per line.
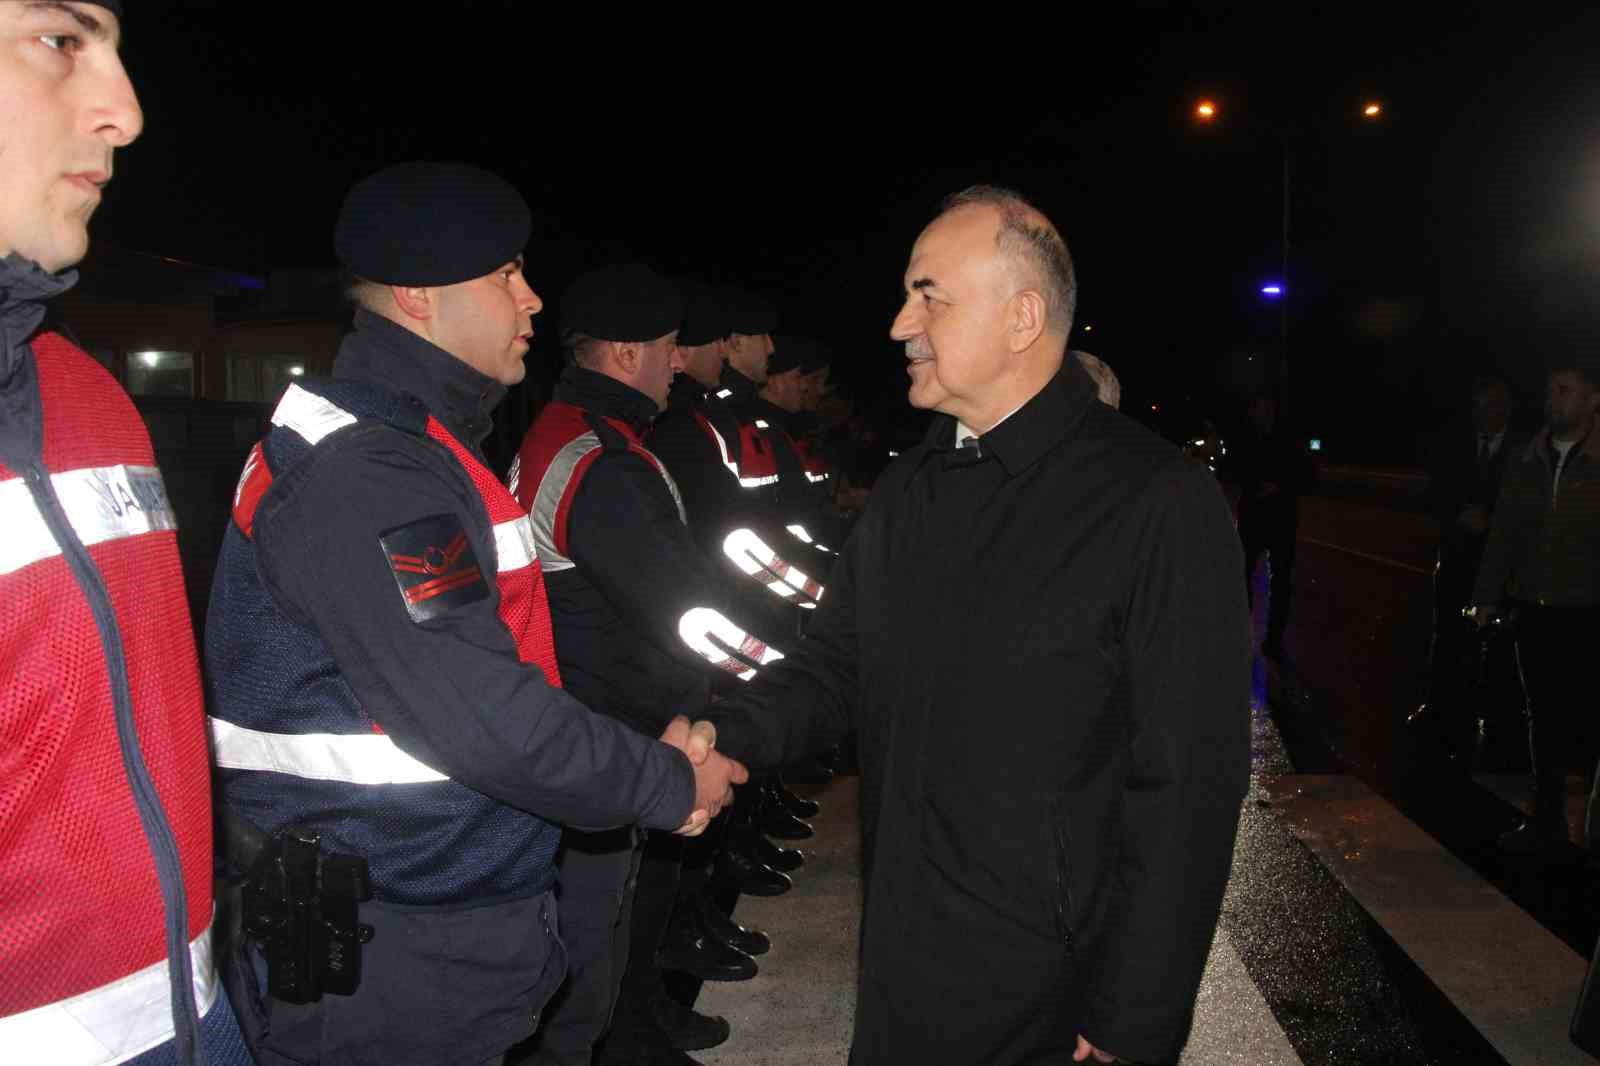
<box><xmin>921</xmin><ymin>357</ymin><xmax>1097</xmax><ymax>476</ymax></box>
<box><xmin>555</xmin><ymin>365</ymin><xmax>659</xmax><ymax>433</ymax></box>
<box><xmin>333</xmin><ymin>309</ymin><xmax>505</xmax><ymax>449</ymax></box>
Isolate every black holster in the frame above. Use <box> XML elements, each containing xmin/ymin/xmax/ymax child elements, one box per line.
<box><xmin>222</xmin><ymin>809</ymin><xmax>375</xmax><ymax>1004</ymax></box>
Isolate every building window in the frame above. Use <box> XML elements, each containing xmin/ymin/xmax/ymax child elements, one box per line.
<box><xmin>227</xmin><ymin>354</ymin><xmax>307</xmax><ymax>403</ymax></box>
<box><xmin>126</xmin><ymin>351</ymin><xmax>195</xmax><ymax>398</ymax></box>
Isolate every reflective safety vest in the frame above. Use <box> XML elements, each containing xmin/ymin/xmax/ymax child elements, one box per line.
<box><xmin>208</xmin><ymin>380</ymin><xmax>564</xmax><ymax>905</ymax></box>
<box><xmin>0</xmin><ymin>332</ymin><xmax>219</xmax><ymax>1062</ymax></box>
<box><xmin>691</xmin><ymin>401</ymin><xmax>779</xmax><ymax>491</ymax></box>
<box><xmin>793</xmin><ymin>435</ymin><xmax>833</xmax><ymax>486</ymax></box>
<box><xmin>511</xmin><ymin>400</ymin><xmax>783</xmax><ymax>681</ymax></box>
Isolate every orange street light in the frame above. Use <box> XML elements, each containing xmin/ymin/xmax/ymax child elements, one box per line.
<box><xmin>1363</xmin><ymin>102</ymin><xmax>1382</xmax><ymax>118</ymax></box>
<box><xmin>1196</xmin><ymin>100</ymin><xmax>1217</xmax><ymax>121</ymax></box>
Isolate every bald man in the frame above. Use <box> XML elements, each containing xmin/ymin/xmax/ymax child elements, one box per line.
<box><xmin>705</xmin><ymin>186</ymin><xmax>1249</xmax><ymax>1065</ymax></box>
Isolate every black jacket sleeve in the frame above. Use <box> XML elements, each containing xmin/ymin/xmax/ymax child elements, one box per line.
<box><xmin>650</xmin><ymin>412</ymin><xmax>837</xmax><ymax>584</ymax></box>
<box><xmin>252</xmin><ymin>421</ymin><xmax>695</xmax><ymax>833</ymax></box>
<box><xmin>700</xmin><ymin>502</ymin><xmax>868</xmax><ymax>771</ymax></box>
<box><xmin>1082</xmin><ymin>461</ymin><xmax>1251</xmax><ymax>1062</ymax></box>
<box><xmin>566</xmin><ymin>451</ymin><xmax>789</xmax><ymax>675</ymax></box>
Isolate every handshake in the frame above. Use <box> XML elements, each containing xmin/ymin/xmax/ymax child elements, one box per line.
<box><xmin>658</xmin><ymin>716</ymin><xmax>749</xmax><ymax>836</ymax></box>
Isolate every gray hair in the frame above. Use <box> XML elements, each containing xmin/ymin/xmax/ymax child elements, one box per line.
<box><xmin>940</xmin><ymin>184</ymin><xmax>1077</xmax><ymax>336</ymax></box>
<box><xmin>1072</xmin><ymin>350</ymin><xmax>1120</xmax><ymax>409</ymax></box>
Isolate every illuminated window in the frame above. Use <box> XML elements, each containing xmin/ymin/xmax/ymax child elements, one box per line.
<box><xmin>126</xmin><ymin>351</ymin><xmax>195</xmax><ymax>398</ymax></box>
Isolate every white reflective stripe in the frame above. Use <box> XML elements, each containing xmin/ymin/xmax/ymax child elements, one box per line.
<box><xmin>527</xmin><ymin>433</ymin><xmax>603</xmax><ymax>573</ymax></box>
<box><xmin>678</xmin><ymin>606</ymin><xmax>785</xmax><ymax>681</ymax></box>
<box><xmin>786</xmin><ymin>523</ymin><xmax>813</xmax><ymax>543</ymax></box>
<box><xmin>722</xmin><ymin>528</ymin><xmax>823</xmax><ymax>606</ymax></box>
<box><xmin>0</xmin><ymin>919</ymin><xmax>219</xmax><ymax>1066</ymax></box>
<box><xmin>715</xmin><ymin>388</ymin><xmax>733</xmax><ymax>399</ymax></box>
<box><xmin>494</xmin><ymin>515</ymin><xmax>536</xmax><ymax>573</ymax></box>
<box><xmin>270</xmin><ymin>382</ymin><xmax>357</xmax><ymax>445</ymax></box>
<box><xmin>703</xmin><ymin>421</ymin><xmax>779</xmax><ymax>489</ymax></box>
<box><xmin>210</xmin><ymin>717</ymin><xmax>448</xmax><ymax>785</ymax></box>
<box><xmin>804</xmin><ymin>471</ymin><xmax>829</xmax><ymax>483</ymax></box>
<box><xmin>0</xmin><ymin>465</ymin><xmax>177</xmax><ymax>577</ymax></box>
<box><xmin>754</xmin><ymin>419</ymin><xmax>770</xmax><ymax>429</ymax></box>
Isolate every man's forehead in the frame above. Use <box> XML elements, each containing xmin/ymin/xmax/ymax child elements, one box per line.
<box><xmin>905</xmin><ymin>208</ymin><xmax>998</xmax><ymax>286</ymax></box>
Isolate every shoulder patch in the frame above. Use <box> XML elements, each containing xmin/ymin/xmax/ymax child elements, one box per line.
<box><xmin>379</xmin><ymin>512</ymin><xmax>489</xmax><ymax>623</ymax></box>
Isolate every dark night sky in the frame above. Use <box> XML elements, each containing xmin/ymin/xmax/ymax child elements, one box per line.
<box><xmin>90</xmin><ymin>2</ymin><xmax>1600</xmax><ymax>456</ymax></box>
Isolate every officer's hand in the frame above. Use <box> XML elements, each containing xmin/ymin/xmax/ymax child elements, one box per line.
<box><xmin>671</xmin><ymin>752</ymin><xmax>750</xmax><ymax>836</ymax></box>
<box><xmin>1072</xmin><ymin>1035</ymin><xmax>1119</xmax><ymax>1063</ymax></box>
<box><xmin>1466</xmin><ymin>604</ymin><xmax>1496</xmax><ymax>630</ymax></box>
<box><xmin>659</xmin><ymin>716</ymin><xmax>718</xmax><ymax>766</ymax></box>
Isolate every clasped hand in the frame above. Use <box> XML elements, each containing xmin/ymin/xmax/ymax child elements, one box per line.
<box><xmin>658</xmin><ymin>716</ymin><xmax>749</xmax><ymax>836</ymax></box>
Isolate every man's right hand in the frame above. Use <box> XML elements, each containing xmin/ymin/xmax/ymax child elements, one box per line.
<box><xmin>659</xmin><ymin>716</ymin><xmax>750</xmax><ymax>835</ymax></box>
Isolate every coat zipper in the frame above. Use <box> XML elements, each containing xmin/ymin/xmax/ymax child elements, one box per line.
<box><xmin>23</xmin><ymin>462</ymin><xmax>205</xmax><ymax>1065</ymax></box>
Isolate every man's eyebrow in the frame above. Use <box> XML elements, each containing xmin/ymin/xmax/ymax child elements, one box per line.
<box><xmin>23</xmin><ymin>2</ymin><xmax>116</xmax><ymax>44</ymax></box>
<box><xmin>909</xmin><ymin>277</ymin><xmax>939</xmax><ymax>293</ymax></box>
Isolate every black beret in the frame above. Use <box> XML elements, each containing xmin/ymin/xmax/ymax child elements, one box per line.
<box><xmin>562</xmin><ymin>263</ymin><xmax>683</xmax><ymax>343</ymax></box>
<box><xmin>768</xmin><ymin>335</ymin><xmax>822</xmax><ymax>376</ymax></box>
<box><xmin>335</xmin><ymin>162</ymin><xmax>531</xmax><ymax>287</ymax></box>
<box><xmin>677</xmin><ymin>280</ymin><xmax>731</xmax><ymax>347</ymax></box>
<box><xmin>800</xmin><ymin>342</ymin><xmax>833</xmax><ymax>375</ymax></box>
<box><xmin>720</xmin><ymin>286</ymin><xmax>778</xmax><ymax>337</ymax></box>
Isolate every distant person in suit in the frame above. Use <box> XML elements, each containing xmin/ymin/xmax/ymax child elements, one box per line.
<box><xmin>1412</xmin><ymin>375</ymin><xmax>1521</xmax><ymax>757</ymax></box>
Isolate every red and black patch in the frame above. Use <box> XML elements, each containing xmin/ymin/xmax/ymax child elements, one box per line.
<box><xmin>379</xmin><ymin>513</ymin><xmax>489</xmax><ymax>623</ymax></box>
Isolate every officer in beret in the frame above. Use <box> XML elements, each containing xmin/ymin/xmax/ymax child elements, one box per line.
<box><xmin>509</xmin><ymin>264</ymin><xmax>789</xmax><ymax>1064</ymax></box>
<box><xmin>206</xmin><ymin>165</ymin><xmax>746</xmax><ymax>1066</ymax></box>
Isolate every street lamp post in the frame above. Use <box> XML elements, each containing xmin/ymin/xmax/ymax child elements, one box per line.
<box><xmin>1191</xmin><ymin>98</ymin><xmax>1383</xmax><ymax>412</ymax></box>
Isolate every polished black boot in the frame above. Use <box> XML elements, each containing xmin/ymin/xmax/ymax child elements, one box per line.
<box><xmin>694</xmin><ymin>887</ymin><xmax>771</xmax><ymax>956</ymax></box>
<box><xmin>729</xmin><ymin>819</ymin><xmax>804</xmax><ymax>873</ymax></box>
<box><xmin>759</xmin><ymin>796</ymin><xmax>815</xmax><ymax>841</ymax></box>
<box><xmin>774</xmin><ymin>774</ymin><xmax>821</xmax><ymax>819</ymax></box>
<box><xmin>656</xmin><ymin>900</ymin><xmax>758</xmax><ymax>981</ymax></box>
<box><xmin>714</xmin><ymin>842</ymin><xmax>792</xmax><ymax>897</ymax></box>
<box><xmin>652</xmin><ymin>987</ymin><xmax>731</xmax><ymax>1052</ymax></box>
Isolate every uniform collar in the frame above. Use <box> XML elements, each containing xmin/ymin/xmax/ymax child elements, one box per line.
<box><xmin>719</xmin><ymin>365</ymin><xmax>761</xmax><ymax>405</ymax></box>
<box><xmin>333</xmin><ymin>308</ymin><xmax>505</xmax><ymax>448</ymax></box>
<box><xmin>921</xmin><ymin>357</ymin><xmax>1096</xmax><ymax>476</ymax></box>
<box><xmin>0</xmin><ymin>253</ymin><xmax>74</xmax><ymax>388</ymax></box>
<box><xmin>555</xmin><ymin>365</ymin><xmax>659</xmax><ymax>433</ymax></box>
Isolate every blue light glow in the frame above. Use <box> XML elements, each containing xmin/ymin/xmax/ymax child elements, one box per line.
<box><xmin>1260</xmin><ymin>284</ymin><xmax>1283</xmax><ymax>297</ymax></box>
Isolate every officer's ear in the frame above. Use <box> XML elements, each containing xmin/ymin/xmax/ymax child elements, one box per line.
<box><xmin>390</xmin><ymin>285</ymin><xmax>437</xmax><ymax>323</ymax></box>
<box><xmin>614</xmin><ymin>342</ymin><xmax>641</xmax><ymax>375</ymax></box>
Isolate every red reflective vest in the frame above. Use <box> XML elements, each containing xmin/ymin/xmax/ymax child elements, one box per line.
<box><xmin>0</xmin><ymin>333</ymin><xmax>215</xmax><ymax>1050</ymax></box>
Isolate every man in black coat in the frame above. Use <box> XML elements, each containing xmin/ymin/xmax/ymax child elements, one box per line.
<box><xmin>705</xmin><ymin>186</ymin><xmax>1250</xmax><ymax>1065</ymax></box>
<box><xmin>1228</xmin><ymin>393</ymin><xmax>1314</xmax><ymax>659</ymax></box>
<box><xmin>1413</xmin><ymin>376</ymin><xmax>1521</xmax><ymax>755</ymax></box>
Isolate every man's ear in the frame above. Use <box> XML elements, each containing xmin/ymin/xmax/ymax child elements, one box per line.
<box><xmin>1006</xmin><ymin>289</ymin><xmax>1049</xmax><ymax>355</ymax></box>
<box><xmin>390</xmin><ymin>285</ymin><xmax>437</xmax><ymax>323</ymax></box>
<box><xmin>614</xmin><ymin>343</ymin><xmax>641</xmax><ymax>374</ymax></box>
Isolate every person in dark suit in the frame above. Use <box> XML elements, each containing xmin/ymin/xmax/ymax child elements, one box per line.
<box><xmin>1413</xmin><ymin>375</ymin><xmax>1521</xmax><ymax>757</ymax></box>
<box><xmin>1229</xmin><ymin>393</ymin><xmax>1314</xmax><ymax>660</ymax></box>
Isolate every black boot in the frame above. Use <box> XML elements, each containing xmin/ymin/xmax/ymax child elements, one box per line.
<box><xmin>652</xmin><ymin>987</ymin><xmax>731</xmax><ymax>1052</ymax></box>
<box><xmin>729</xmin><ymin>819</ymin><xmax>804</xmax><ymax>873</ymax></box>
<box><xmin>657</xmin><ymin>900</ymin><xmax>759</xmax><ymax>981</ymax></box>
<box><xmin>714</xmin><ymin>843</ymin><xmax>793</xmax><ymax>897</ymax></box>
<box><xmin>760</xmin><ymin>799</ymin><xmax>815</xmax><ymax>841</ymax></box>
<box><xmin>694</xmin><ymin>887</ymin><xmax>771</xmax><ymax>956</ymax></box>
<box><xmin>774</xmin><ymin>774</ymin><xmax>821</xmax><ymax>819</ymax></box>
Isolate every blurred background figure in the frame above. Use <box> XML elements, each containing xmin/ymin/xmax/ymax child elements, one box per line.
<box><xmin>1227</xmin><ymin>393</ymin><xmax>1314</xmax><ymax>660</ymax></box>
<box><xmin>1072</xmin><ymin>350</ymin><xmax>1120</xmax><ymax>409</ymax></box>
<box><xmin>1412</xmin><ymin>375</ymin><xmax>1523</xmax><ymax>764</ymax></box>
